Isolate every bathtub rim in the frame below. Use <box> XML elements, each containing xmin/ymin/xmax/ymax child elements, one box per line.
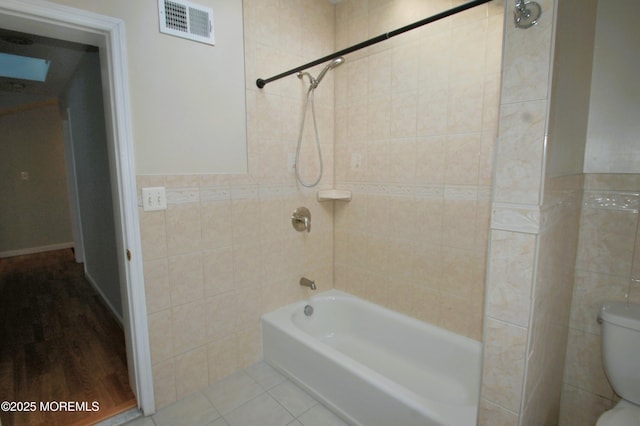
<box><xmin>261</xmin><ymin>289</ymin><xmax>482</xmax><ymax>425</ymax></box>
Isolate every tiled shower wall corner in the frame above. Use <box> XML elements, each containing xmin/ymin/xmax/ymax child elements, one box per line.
<box><xmin>480</xmin><ymin>174</ymin><xmax>584</xmax><ymax>425</ymax></box>
<box><xmin>332</xmin><ymin>0</ymin><xmax>504</xmax><ymax>340</ymax></box>
<box><xmin>559</xmin><ymin>173</ymin><xmax>640</xmax><ymax>426</ymax></box>
<box><xmin>139</xmin><ymin>0</ymin><xmax>337</xmax><ymax>409</ymax></box>
<box><xmin>520</xmin><ymin>174</ymin><xmax>583</xmax><ymax>425</ymax></box>
<box><xmin>479</xmin><ymin>0</ymin><xmax>560</xmax><ymax>423</ymax></box>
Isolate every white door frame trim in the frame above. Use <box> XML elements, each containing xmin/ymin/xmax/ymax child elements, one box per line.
<box><xmin>0</xmin><ymin>0</ymin><xmax>154</xmax><ymax>415</ymax></box>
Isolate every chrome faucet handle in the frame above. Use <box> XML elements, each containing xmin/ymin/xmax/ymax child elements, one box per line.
<box><xmin>291</xmin><ymin>207</ymin><xmax>311</xmax><ymax>233</ymax></box>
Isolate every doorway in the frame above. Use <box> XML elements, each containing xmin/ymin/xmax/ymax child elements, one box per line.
<box><xmin>0</xmin><ymin>249</ymin><xmax>137</xmax><ymax>425</ymax></box>
<box><xmin>0</xmin><ymin>0</ymin><xmax>154</xmax><ymax>417</ymax></box>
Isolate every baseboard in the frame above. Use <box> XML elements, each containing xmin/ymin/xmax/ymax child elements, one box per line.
<box><xmin>0</xmin><ymin>242</ymin><xmax>74</xmax><ymax>259</ymax></box>
<box><xmin>84</xmin><ymin>271</ymin><xmax>124</xmax><ymax>326</ymax></box>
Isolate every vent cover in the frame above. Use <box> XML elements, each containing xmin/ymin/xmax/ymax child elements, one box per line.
<box><xmin>158</xmin><ymin>0</ymin><xmax>214</xmax><ymax>45</ymax></box>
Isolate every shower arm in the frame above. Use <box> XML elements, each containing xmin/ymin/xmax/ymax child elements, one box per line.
<box><xmin>256</xmin><ymin>0</ymin><xmax>493</xmax><ymax>89</ymax></box>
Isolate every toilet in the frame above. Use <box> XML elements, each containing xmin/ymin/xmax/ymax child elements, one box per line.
<box><xmin>596</xmin><ymin>301</ymin><xmax>640</xmax><ymax>426</ymax></box>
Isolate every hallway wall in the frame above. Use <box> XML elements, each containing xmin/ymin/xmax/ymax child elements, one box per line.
<box><xmin>60</xmin><ymin>52</ymin><xmax>122</xmax><ymax>320</ymax></box>
<box><xmin>0</xmin><ymin>102</ymin><xmax>73</xmax><ymax>256</ymax></box>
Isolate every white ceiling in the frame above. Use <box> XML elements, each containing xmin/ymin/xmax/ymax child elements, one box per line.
<box><xmin>0</xmin><ymin>29</ymin><xmax>94</xmax><ymax>107</ymax></box>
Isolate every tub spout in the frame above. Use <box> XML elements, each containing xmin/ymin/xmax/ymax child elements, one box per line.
<box><xmin>300</xmin><ymin>277</ymin><xmax>316</xmax><ymax>290</ymax></box>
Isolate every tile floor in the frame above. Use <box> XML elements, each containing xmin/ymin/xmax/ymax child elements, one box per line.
<box><xmin>121</xmin><ymin>362</ymin><xmax>349</xmax><ymax>426</ymax></box>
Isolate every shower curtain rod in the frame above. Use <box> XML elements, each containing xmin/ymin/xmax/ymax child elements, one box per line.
<box><xmin>256</xmin><ymin>0</ymin><xmax>493</xmax><ymax>89</ymax></box>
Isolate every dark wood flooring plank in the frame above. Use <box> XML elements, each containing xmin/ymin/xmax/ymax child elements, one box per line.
<box><xmin>0</xmin><ymin>249</ymin><xmax>136</xmax><ymax>426</ymax></box>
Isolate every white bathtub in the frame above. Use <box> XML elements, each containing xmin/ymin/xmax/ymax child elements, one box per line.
<box><xmin>261</xmin><ymin>289</ymin><xmax>482</xmax><ymax>426</ymax></box>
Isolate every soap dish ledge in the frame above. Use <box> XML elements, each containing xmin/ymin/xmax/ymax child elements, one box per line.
<box><xmin>317</xmin><ymin>189</ymin><xmax>352</xmax><ymax>202</ymax></box>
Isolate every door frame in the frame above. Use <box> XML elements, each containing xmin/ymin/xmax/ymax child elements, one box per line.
<box><xmin>0</xmin><ymin>0</ymin><xmax>154</xmax><ymax>415</ymax></box>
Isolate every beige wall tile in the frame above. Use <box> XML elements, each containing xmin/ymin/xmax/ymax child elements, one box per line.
<box><xmin>486</xmin><ymin>230</ymin><xmax>536</xmax><ymax>327</ymax></box>
<box><xmin>444</xmin><ymin>134</ymin><xmax>482</xmax><ymax>186</ymax></box>
<box><xmin>205</xmin><ymin>291</ymin><xmax>237</xmax><ymax>341</ymax></box>
<box><xmin>575</xmin><ymin>208</ymin><xmax>637</xmax><ymax>276</ymax></box>
<box><xmin>500</xmin><ymin>0</ymin><xmax>554</xmax><ymax>104</ymax></box>
<box><xmin>207</xmin><ymin>336</ymin><xmax>238</xmax><ymax>384</ymax></box>
<box><xmin>415</xmin><ymin>136</ymin><xmax>446</xmax><ymax>184</ymax></box>
<box><xmin>630</xmin><ymin>281</ymin><xmax>640</xmax><ymax>304</ymax></box>
<box><xmin>140</xmin><ymin>208</ymin><xmax>167</xmax><ymax>260</ymax></box>
<box><xmin>438</xmin><ymin>291</ymin><xmax>472</xmax><ymax>337</ymax></box>
<box><xmin>570</xmin><ymin>270</ymin><xmax>629</xmax><ymax>334</ymax></box>
<box><xmin>174</xmin><ymin>347</ymin><xmax>208</xmax><ymax>400</ymax></box>
<box><xmin>148</xmin><ymin>309</ymin><xmax>173</xmax><ymax>366</ymax></box>
<box><xmin>203</xmin><ymin>247</ymin><xmax>234</xmax><ymax>298</ymax></box>
<box><xmin>558</xmin><ymin>383</ymin><xmax>613</xmax><ymax>426</ymax></box>
<box><xmin>632</xmin><ymin>221</ymin><xmax>640</xmax><ymax>282</ymax></box>
<box><xmin>200</xmin><ymin>200</ymin><xmax>233</xmax><ymax>250</ymax></box>
<box><xmin>584</xmin><ymin>173</ymin><xmax>640</xmax><ymax>191</ymax></box>
<box><xmin>166</xmin><ymin>203</ymin><xmax>201</xmax><ymax>256</ymax></box>
<box><xmin>232</xmin><ymin>242</ymin><xmax>263</xmax><ymax>289</ymax></box>
<box><xmin>441</xmin><ymin>247</ymin><xmax>480</xmax><ymax>298</ymax></box>
<box><xmin>482</xmin><ymin>318</ymin><xmax>527</xmax><ymax>414</ymax></box>
<box><xmin>413</xmin><ymin>244</ymin><xmax>444</xmax><ymax>290</ymax></box>
<box><xmin>236</xmin><ymin>326</ymin><xmax>262</xmax><ymax>369</ymax></box>
<box><xmin>479</xmin><ymin>398</ymin><xmax>519</xmax><ymax>426</ymax></box>
<box><xmin>417</xmin><ymin>86</ymin><xmax>449</xmax><ymax>137</ymax></box>
<box><xmin>563</xmin><ymin>328</ymin><xmax>613</xmax><ymax>398</ymax></box>
<box><xmin>442</xmin><ymin>197</ymin><xmax>478</xmax><ymax>250</ymax></box>
<box><xmin>152</xmin><ymin>359</ymin><xmax>176</xmax><ymax>409</ymax></box>
<box><xmin>493</xmin><ymin>100</ymin><xmax>547</xmax><ymax>205</ymax></box>
<box><xmin>172</xmin><ymin>300</ymin><xmax>205</xmax><ymax>355</ymax></box>
<box><xmin>447</xmin><ymin>81</ymin><xmax>484</xmax><ymax>135</ymax></box>
<box><xmin>410</xmin><ymin>285</ymin><xmax>442</xmax><ymax>325</ymax></box>
<box><xmin>144</xmin><ymin>258</ymin><xmax>170</xmax><ymax>314</ymax></box>
<box><xmin>168</xmin><ymin>253</ymin><xmax>204</xmax><ymax>307</ymax></box>
<box><xmin>388</xmin><ymin>140</ymin><xmax>417</xmax><ymax>183</ymax></box>
<box><xmin>413</xmin><ymin>196</ymin><xmax>444</xmax><ymax>245</ymax></box>
<box><xmin>390</xmin><ymin>93</ymin><xmax>418</xmax><ymax>139</ymax></box>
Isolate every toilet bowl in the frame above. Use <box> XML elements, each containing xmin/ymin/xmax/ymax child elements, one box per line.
<box><xmin>596</xmin><ymin>400</ymin><xmax>640</xmax><ymax>426</ymax></box>
<box><xmin>596</xmin><ymin>301</ymin><xmax>640</xmax><ymax>426</ymax></box>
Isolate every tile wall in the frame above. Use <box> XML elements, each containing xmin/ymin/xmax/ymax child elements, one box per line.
<box><xmin>138</xmin><ymin>0</ymin><xmax>632</xmax><ymax>421</ymax></box>
<box><xmin>520</xmin><ymin>175</ymin><xmax>583</xmax><ymax>425</ymax></box>
<box><xmin>140</xmin><ymin>0</ymin><xmax>505</xmax><ymax>410</ymax></box>
<box><xmin>479</xmin><ymin>0</ymin><xmax>571</xmax><ymax>424</ymax></box>
<box><xmin>480</xmin><ymin>173</ymin><xmax>584</xmax><ymax>426</ymax></box>
<box><xmin>139</xmin><ymin>0</ymin><xmax>336</xmax><ymax>409</ymax></box>
<box><xmin>332</xmin><ymin>0</ymin><xmax>504</xmax><ymax>340</ymax></box>
<box><xmin>559</xmin><ymin>173</ymin><xmax>640</xmax><ymax>425</ymax></box>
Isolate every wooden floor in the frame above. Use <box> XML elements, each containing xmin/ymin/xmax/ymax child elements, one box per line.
<box><xmin>0</xmin><ymin>249</ymin><xmax>136</xmax><ymax>426</ymax></box>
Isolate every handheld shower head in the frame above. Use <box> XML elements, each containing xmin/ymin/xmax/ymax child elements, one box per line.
<box><xmin>314</xmin><ymin>57</ymin><xmax>345</xmax><ymax>87</ymax></box>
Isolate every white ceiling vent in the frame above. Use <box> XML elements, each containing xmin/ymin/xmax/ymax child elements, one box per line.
<box><xmin>158</xmin><ymin>0</ymin><xmax>214</xmax><ymax>45</ymax></box>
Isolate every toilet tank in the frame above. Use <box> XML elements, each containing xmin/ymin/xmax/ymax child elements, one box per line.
<box><xmin>599</xmin><ymin>301</ymin><xmax>640</xmax><ymax>405</ymax></box>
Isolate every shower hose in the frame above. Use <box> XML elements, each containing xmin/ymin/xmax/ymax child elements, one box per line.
<box><xmin>295</xmin><ymin>85</ymin><xmax>323</xmax><ymax>188</ymax></box>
